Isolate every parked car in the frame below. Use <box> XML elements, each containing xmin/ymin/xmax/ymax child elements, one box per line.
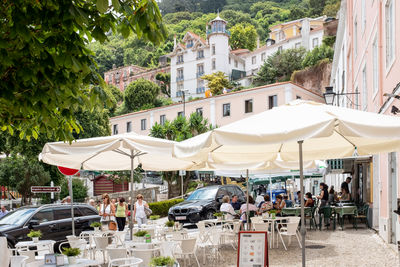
<box><xmin>168</xmin><ymin>185</ymin><xmax>246</xmax><ymax>223</ymax></box>
<box><xmin>0</xmin><ymin>203</ymin><xmax>100</xmax><ymax>250</ymax></box>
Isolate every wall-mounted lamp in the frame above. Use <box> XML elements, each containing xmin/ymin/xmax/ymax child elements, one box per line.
<box><xmin>323</xmin><ymin>86</ymin><xmax>360</xmax><ymax>106</ymax></box>
<box><xmin>391</xmin><ymin>105</ymin><xmax>399</xmax><ymax>115</ymax></box>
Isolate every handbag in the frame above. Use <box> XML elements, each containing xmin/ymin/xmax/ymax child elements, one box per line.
<box><xmin>144</xmin><ymin>206</ymin><xmax>152</xmax><ymax>217</ymax></box>
<box><xmin>108</xmin><ymin>221</ymin><xmax>117</xmax><ymax>231</ymax></box>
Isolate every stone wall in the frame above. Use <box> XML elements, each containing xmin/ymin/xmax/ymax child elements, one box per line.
<box><xmin>89</xmin><ymin>187</ymin><xmax>160</xmax><ymax>203</ymax></box>
<box><xmin>291</xmin><ymin>60</ymin><xmax>332</xmax><ymax>95</ymax></box>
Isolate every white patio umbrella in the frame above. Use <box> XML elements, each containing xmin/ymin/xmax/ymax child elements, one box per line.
<box><xmin>40</xmin><ymin>132</ymin><xmax>195</xmax><ymax>239</ymax></box>
<box><xmin>174</xmin><ymin>100</ymin><xmax>400</xmax><ymax>266</ymax></box>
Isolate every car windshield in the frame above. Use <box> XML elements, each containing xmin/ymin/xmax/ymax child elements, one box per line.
<box><xmin>187</xmin><ymin>187</ymin><xmax>218</xmax><ymax>200</ymax></box>
<box><xmin>0</xmin><ymin>208</ymin><xmax>36</xmax><ymax>225</ymax></box>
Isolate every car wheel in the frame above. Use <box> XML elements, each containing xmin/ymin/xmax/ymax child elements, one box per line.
<box><xmin>205</xmin><ymin>210</ymin><xmax>215</xmax><ymax>220</ymax></box>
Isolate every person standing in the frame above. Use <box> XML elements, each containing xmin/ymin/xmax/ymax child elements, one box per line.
<box><xmin>341</xmin><ymin>177</ymin><xmax>351</xmax><ymax>195</ymax></box>
<box><xmin>133</xmin><ymin>194</ymin><xmax>149</xmax><ymax>227</ymax></box>
<box><xmin>99</xmin><ymin>193</ymin><xmax>115</xmax><ymax>230</ymax></box>
<box><xmin>115</xmin><ymin>197</ymin><xmax>128</xmax><ymax>231</ymax></box>
<box><xmin>0</xmin><ymin>206</ymin><xmax>8</xmax><ymax>219</ymax></box>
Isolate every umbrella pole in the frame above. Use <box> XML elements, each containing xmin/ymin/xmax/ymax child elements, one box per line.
<box><xmin>246</xmin><ymin>169</ymin><xmax>249</xmax><ymax>231</ymax></box>
<box><xmin>298</xmin><ymin>141</ymin><xmax>306</xmax><ymax>267</ymax></box>
<box><xmin>269</xmin><ymin>174</ymin><xmax>272</xmax><ymax>201</ymax></box>
<box><xmin>130</xmin><ymin>151</ymin><xmax>134</xmax><ymax>240</ymax></box>
<box><xmin>68</xmin><ymin>176</ymin><xmax>75</xmax><ymax>236</ymax></box>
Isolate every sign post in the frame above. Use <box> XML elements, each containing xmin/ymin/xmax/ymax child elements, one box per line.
<box><xmin>57</xmin><ymin>166</ymin><xmax>79</xmax><ymax>236</ymax></box>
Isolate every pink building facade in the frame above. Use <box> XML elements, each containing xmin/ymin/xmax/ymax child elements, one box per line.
<box><xmin>109</xmin><ymin>82</ymin><xmax>323</xmax><ymax>136</ymax></box>
<box><xmin>331</xmin><ymin>0</ymin><xmax>400</xmax><ymax>244</ymax></box>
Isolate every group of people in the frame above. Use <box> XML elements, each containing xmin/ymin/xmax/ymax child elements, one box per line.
<box><xmin>88</xmin><ymin>193</ymin><xmax>149</xmax><ymax>231</ymax></box>
<box><xmin>315</xmin><ymin>177</ymin><xmax>352</xmax><ymax>208</ymax></box>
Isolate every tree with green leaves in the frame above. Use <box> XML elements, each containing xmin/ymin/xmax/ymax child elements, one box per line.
<box><xmin>229</xmin><ymin>23</ymin><xmax>258</xmax><ymax>51</ymax></box>
<box><xmin>302</xmin><ymin>44</ymin><xmax>334</xmax><ymax>68</ymax></box>
<box><xmin>155</xmin><ymin>72</ymin><xmax>171</xmax><ymax>97</ymax></box>
<box><xmin>1</xmin><ymin>0</ymin><xmax>166</xmax><ymax>142</ymax></box>
<box><xmin>124</xmin><ymin>79</ymin><xmax>160</xmax><ymax>112</ymax></box>
<box><xmin>201</xmin><ymin>72</ymin><xmax>233</xmax><ymax>96</ymax></box>
<box><xmin>254</xmin><ymin>47</ymin><xmax>307</xmax><ymax>86</ymax></box>
<box><xmin>60</xmin><ymin>178</ymin><xmax>88</xmax><ymax>203</ymax></box>
<box><xmin>323</xmin><ymin>0</ymin><xmax>341</xmax><ymax>17</ymax></box>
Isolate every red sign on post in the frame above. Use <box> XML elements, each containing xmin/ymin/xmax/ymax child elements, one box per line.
<box><xmin>31</xmin><ymin>186</ymin><xmax>61</xmax><ymax>193</ymax></box>
<box><xmin>57</xmin><ymin>166</ymin><xmax>80</xmax><ymax>176</ymax></box>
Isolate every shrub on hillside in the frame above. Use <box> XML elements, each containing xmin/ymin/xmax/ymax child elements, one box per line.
<box><xmin>149</xmin><ymin>198</ymin><xmax>184</xmax><ymax>217</ymax></box>
<box><xmin>302</xmin><ymin>44</ymin><xmax>334</xmax><ymax>69</ymax></box>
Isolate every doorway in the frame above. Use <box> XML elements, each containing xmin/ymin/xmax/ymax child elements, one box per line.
<box><xmin>389</xmin><ymin>152</ymin><xmax>398</xmax><ymax>244</ymax></box>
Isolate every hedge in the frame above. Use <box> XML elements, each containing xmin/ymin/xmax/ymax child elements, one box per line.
<box><xmin>149</xmin><ymin>198</ymin><xmax>184</xmax><ymax>217</ymax></box>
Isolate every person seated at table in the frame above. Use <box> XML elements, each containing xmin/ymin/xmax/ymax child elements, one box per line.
<box><xmin>259</xmin><ymin>195</ymin><xmax>273</xmax><ymax>213</ymax></box>
<box><xmin>340</xmin><ymin>187</ymin><xmax>351</xmax><ymax>201</ymax></box>
<box><xmin>328</xmin><ymin>186</ymin><xmax>338</xmax><ymax>204</ymax></box>
<box><xmin>305</xmin><ymin>193</ymin><xmax>315</xmax><ymax>207</ymax></box>
<box><xmin>220</xmin><ymin>195</ymin><xmax>236</xmax><ymax>220</ymax></box>
<box><xmin>255</xmin><ymin>194</ymin><xmax>265</xmax><ymax>207</ymax></box>
<box><xmin>295</xmin><ymin>191</ymin><xmax>301</xmax><ymax>205</ymax></box>
<box><xmin>283</xmin><ymin>195</ymin><xmax>293</xmax><ymax>208</ymax></box>
<box><xmin>231</xmin><ymin>195</ymin><xmax>241</xmax><ymax>211</ymax></box>
<box><xmin>240</xmin><ymin>196</ymin><xmax>258</xmax><ymax>229</ymax></box>
<box><xmin>273</xmin><ymin>195</ymin><xmax>285</xmax><ymax>214</ymax></box>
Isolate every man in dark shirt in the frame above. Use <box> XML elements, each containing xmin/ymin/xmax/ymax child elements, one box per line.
<box><xmin>341</xmin><ymin>177</ymin><xmax>351</xmax><ymax>195</ymax></box>
<box><xmin>230</xmin><ymin>195</ymin><xmax>241</xmax><ymax>210</ymax></box>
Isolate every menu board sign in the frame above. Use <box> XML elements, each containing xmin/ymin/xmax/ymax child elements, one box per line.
<box><xmin>237</xmin><ymin>231</ymin><xmax>268</xmax><ymax>267</ymax></box>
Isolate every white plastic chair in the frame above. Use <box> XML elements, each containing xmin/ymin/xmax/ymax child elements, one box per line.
<box><xmin>112</xmin><ymin>231</ymin><xmax>127</xmax><ymax>247</ymax></box>
<box><xmin>159</xmin><ymin>240</ymin><xmax>177</xmax><ymax>257</ymax></box>
<box><xmin>196</xmin><ymin>221</ymin><xmax>210</xmax><ymax>243</ymax></box>
<box><xmin>250</xmin><ymin>216</ymin><xmax>263</xmax><ymax>224</ymax></box>
<box><xmin>278</xmin><ymin>217</ymin><xmax>302</xmax><ymax>250</ymax></box>
<box><xmin>107</xmin><ymin>247</ymin><xmax>129</xmax><ymax>262</ymax></box>
<box><xmin>253</xmin><ymin>222</ymin><xmax>269</xmax><ymax>231</ymax></box>
<box><xmin>220</xmin><ymin>221</ymin><xmax>240</xmax><ymax>249</ymax></box>
<box><xmin>0</xmin><ymin>237</ymin><xmax>9</xmax><ymax>267</ymax></box>
<box><xmin>108</xmin><ymin>257</ymin><xmax>142</xmax><ymax>267</ymax></box>
<box><xmin>10</xmin><ymin>255</ymin><xmax>29</xmax><ymax>267</ymax></box>
<box><xmin>174</xmin><ymin>238</ymin><xmax>200</xmax><ymax>267</ymax></box>
<box><xmin>94</xmin><ymin>236</ymin><xmax>110</xmax><ymax>264</ymax></box>
<box><xmin>130</xmin><ymin>247</ymin><xmax>160</xmax><ymax>267</ymax></box>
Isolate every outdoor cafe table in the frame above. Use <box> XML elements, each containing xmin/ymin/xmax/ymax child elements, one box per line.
<box><xmin>15</xmin><ymin>240</ymin><xmax>56</xmax><ymax>253</ymax></box>
<box><xmin>263</xmin><ymin>217</ymin><xmax>290</xmax><ymax>248</ymax></box>
<box><xmin>333</xmin><ymin>206</ymin><xmax>358</xmax><ymax>230</ymax></box>
<box><xmin>281</xmin><ymin>207</ymin><xmax>312</xmax><ymax>217</ymax></box>
<box><xmin>202</xmin><ymin>218</ymin><xmax>234</xmax><ymax>227</ymax></box>
<box><xmin>39</xmin><ymin>257</ymin><xmax>101</xmax><ymax>267</ymax></box>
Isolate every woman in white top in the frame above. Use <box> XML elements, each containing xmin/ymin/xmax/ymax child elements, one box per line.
<box><xmin>133</xmin><ymin>194</ymin><xmax>149</xmax><ymax>227</ymax></box>
<box><xmin>99</xmin><ymin>193</ymin><xmax>115</xmax><ymax>226</ymax></box>
<box><xmin>220</xmin><ymin>195</ymin><xmax>236</xmax><ymax>220</ymax></box>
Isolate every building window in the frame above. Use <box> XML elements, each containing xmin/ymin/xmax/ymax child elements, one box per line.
<box><xmin>186</xmin><ymin>40</ymin><xmax>193</xmax><ymax>48</ymax></box>
<box><xmin>197</xmin><ymin>50</ymin><xmax>204</xmax><ymax>59</ymax></box>
<box><xmin>177</xmin><ymin>111</ymin><xmax>184</xmax><ymax>117</ymax></box>
<box><xmin>361</xmin><ymin>0</ymin><xmax>366</xmax><ymax>32</ymax></box>
<box><xmin>386</xmin><ymin>0</ymin><xmax>395</xmax><ymax>67</ymax></box>
<box><xmin>295</xmin><ymin>42</ymin><xmax>301</xmax><ymax>49</ymax></box>
<box><xmin>362</xmin><ymin>66</ymin><xmax>368</xmax><ymax>110</ymax></box>
<box><xmin>354</xmin><ymin>18</ymin><xmax>358</xmax><ymax>58</ymax></box>
<box><xmin>234</xmin><ymin>60</ymin><xmax>238</xmax><ymax>68</ymax></box>
<box><xmin>141</xmin><ymin>119</ymin><xmax>146</xmax><ymax>131</ymax></box>
<box><xmin>312</xmin><ymin>38</ymin><xmax>318</xmax><ymax>48</ymax></box>
<box><xmin>354</xmin><ymin>87</ymin><xmax>359</xmax><ymax>109</ymax></box>
<box><xmin>268</xmin><ymin>95</ymin><xmax>278</xmax><ymax>109</ymax></box>
<box><xmin>212</xmin><ymin>44</ymin><xmax>216</xmax><ymax>55</ymax></box>
<box><xmin>261</xmin><ymin>52</ymin><xmax>266</xmax><ymax>61</ymax></box>
<box><xmin>113</xmin><ymin>124</ymin><xmax>118</xmax><ymax>135</ymax></box>
<box><xmin>197</xmin><ymin>64</ymin><xmax>204</xmax><ymax>77</ymax></box>
<box><xmin>245</xmin><ymin>99</ymin><xmax>253</xmax><ymax>113</ymax></box>
<box><xmin>160</xmin><ymin>115</ymin><xmax>166</xmax><ymax>125</ymax></box>
<box><xmin>373</xmin><ymin>36</ymin><xmax>379</xmax><ymax>95</ymax></box>
<box><xmin>212</xmin><ymin>59</ymin><xmax>216</xmax><ymax>70</ymax></box>
<box><xmin>177</xmin><ymin>68</ymin><xmax>184</xmax><ymax>81</ymax></box>
<box><xmin>126</xmin><ymin>121</ymin><xmax>132</xmax><ymax>133</ymax></box>
<box><xmin>196</xmin><ymin>108</ymin><xmax>203</xmax><ymax>117</ymax></box>
<box><xmin>177</xmin><ymin>54</ymin><xmax>184</xmax><ymax>64</ymax></box>
<box><xmin>278</xmin><ymin>46</ymin><xmax>283</xmax><ymax>52</ymax></box>
<box><xmin>223</xmin><ymin>103</ymin><xmax>230</xmax><ymax>117</ymax></box>
<box><xmin>108</xmin><ymin>74</ymin><xmax>112</xmax><ymax>81</ymax></box>
<box><xmin>252</xmin><ymin>56</ymin><xmax>256</xmax><ymax>65</ymax></box>
<box><xmin>196</xmin><ymin>87</ymin><xmax>205</xmax><ymax>94</ymax></box>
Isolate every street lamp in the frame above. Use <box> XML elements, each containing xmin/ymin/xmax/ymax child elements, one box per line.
<box><xmin>323</xmin><ymin>86</ymin><xmax>360</xmax><ymax>106</ymax></box>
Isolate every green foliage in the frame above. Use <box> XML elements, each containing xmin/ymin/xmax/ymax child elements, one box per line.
<box><xmin>323</xmin><ymin>35</ymin><xmax>336</xmax><ymax>47</ymax></box>
<box><xmin>150</xmin><ymin>256</ymin><xmax>175</xmax><ymax>267</ymax></box>
<box><xmin>124</xmin><ymin>79</ymin><xmax>160</xmax><ymax>112</ymax></box>
<box><xmin>308</xmin><ymin>0</ymin><xmax>326</xmax><ymax>17</ymax></box>
<box><xmin>201</xmin><ymin>72</ymin><xmax>233</xmax><ymax>96</ymax></box>
<box><xmin>90</xmin><ymin>222</ymin><xmax>102</xmax><ymax>228</ymax></box>
<box><xmin>60</xmin><ymin>178</ymin><xmax>88</xmax><ymax>203</ymax></box>
<box><xmin>27</xmin><ymin>230</ymin><xmax>42</xmax><ymax>238</ymax></box>
<box><xmin>254</xmin><ymin>47</ymin><xmax>307</xmax><ymax>86</ymax></box>
<box><xmin>0</xmin><ymin>0</ymin><xmax>167</xmax><ymax>142</ymax></box>
<box><xmin>323</xmin><ymin>0</ymin><xmax>341</xmax><ymax>17</ymax></box>
<box><xmin>230</xmin><ymin>24</ymin><xmax>258</xmax><ymax>51</ymax></box>
<box><xmin>302</xmin><ymin>44</ymin><xmax>334</xmax><ymax>68</ymax></box>
<box><xmin>213</xmin><ymin>212</ymin><xmax>223</xmax><ymax>217</ymax></box>
<box><xmin>149</xmin><ymin>215</ymin><xmax>160</xmax><ymax>220</ymax></box>
<box><xmin>186</xmin><ymin>181</ymin><xmax>207</xmax><ymax>193</ymax></box>
<box><xmin>165</xmin><ymin>220</ymin><xmax>175</xmax><ymax>227</ymax></box>
<box><xmin>62</xmin><ymin>247</ymin><xmax>81</xmax><ymax>257</ymax></box>
<box><xmin>134</xmin><ymin>230</ymin><xmax>148</xmax><ymax>237</ymax></box>
<box><xmin>149</xmin><ymin>199</ymin><xmax>184</xmax><ymax>217</ymax></box>
<box><xmin>155</xmin><ymin>72</ymin><xmax>171</xmax><ymax>97</ymax></box>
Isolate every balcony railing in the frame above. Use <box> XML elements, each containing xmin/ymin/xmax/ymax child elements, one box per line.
<box><xmin>206</xmin><ymin>29</ymin><xmax>231</xmax><ymax>36</ymax></box>
<box><xmin>196</xmin><ymin>87</ymin><xmax>205</xmax><ymax>94</ymax></box>
<box><xmin>196</xmin><ymin>55</ymin><xmax>204</xmax><ymax>60</ymax></box>
<box><xmin>176</xmin><ymin>76</ymin><xmax>184</xmax><ymax>82</ymax></box>
<box><xmin>176</xmin><ymin>60</ymin><xmax>184</xmax><ymax>65</ymax></box>
<box><xmin>196</xmin><ymin>72</ymin><xmax>204</xmax><ymax>78</ymax></box>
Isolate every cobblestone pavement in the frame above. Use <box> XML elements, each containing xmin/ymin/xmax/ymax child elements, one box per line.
<box><xmin>197</xmin><ymin>228</ymin><xmax>399</xmax><ymax>267</ymax></box>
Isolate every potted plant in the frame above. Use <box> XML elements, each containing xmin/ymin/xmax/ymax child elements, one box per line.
<box><xmin>133</xmin><ymin>230</ymin><xmax>148</xmax><ymax>242</ymax></box>
<box><xmin>150</xmin><ymin>256</ymin><xmax>175</xmax><ymax>267</ymax></box>
<box><xmin>90</xmin><ymin>222</ymin><xmax>102</xmax><ymax>231</ymax></box>
<box><xmin>27</xmin><ymin>230</ymin><xmax>42</xmax><ymax>243</ymax></box>
<box><xmin>62</xmin><ymin>247</ymin><xmax>81</xmax><ymax>264</ymax></box>
<box><xmin>213</xmin><ymin>212</ymin><xmax>223</xmax><ymax>220</ymax></box>
<box><xmin>165</xmin><ymin>220</ymin><xmax>174</xmax><ymax>231</ymax></box>
<box><xmin>269</xmin><ymin>210</ymin><xmax>277</xmax><ymax>219</ymax></box>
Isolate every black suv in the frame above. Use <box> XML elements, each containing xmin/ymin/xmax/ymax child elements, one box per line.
<box><xmin>168</xmin><ymin>185</ymin><xmax>245</xmax><ymax>223</ymax></box>
<box><xmin>0</xmin><ymin>204</ymin><xmax>100</xmax><ymax>249</ymax></box>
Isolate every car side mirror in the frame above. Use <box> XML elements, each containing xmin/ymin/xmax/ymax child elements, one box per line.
<box><xmin>28</xmin><ymin>220</ymin><xmax>39</xmax><ymax>229</ymax></box>
<box><xmin>216</xmin><ymin>196</ymin><xmax>223</xmax><ymax>202</ymax></box>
